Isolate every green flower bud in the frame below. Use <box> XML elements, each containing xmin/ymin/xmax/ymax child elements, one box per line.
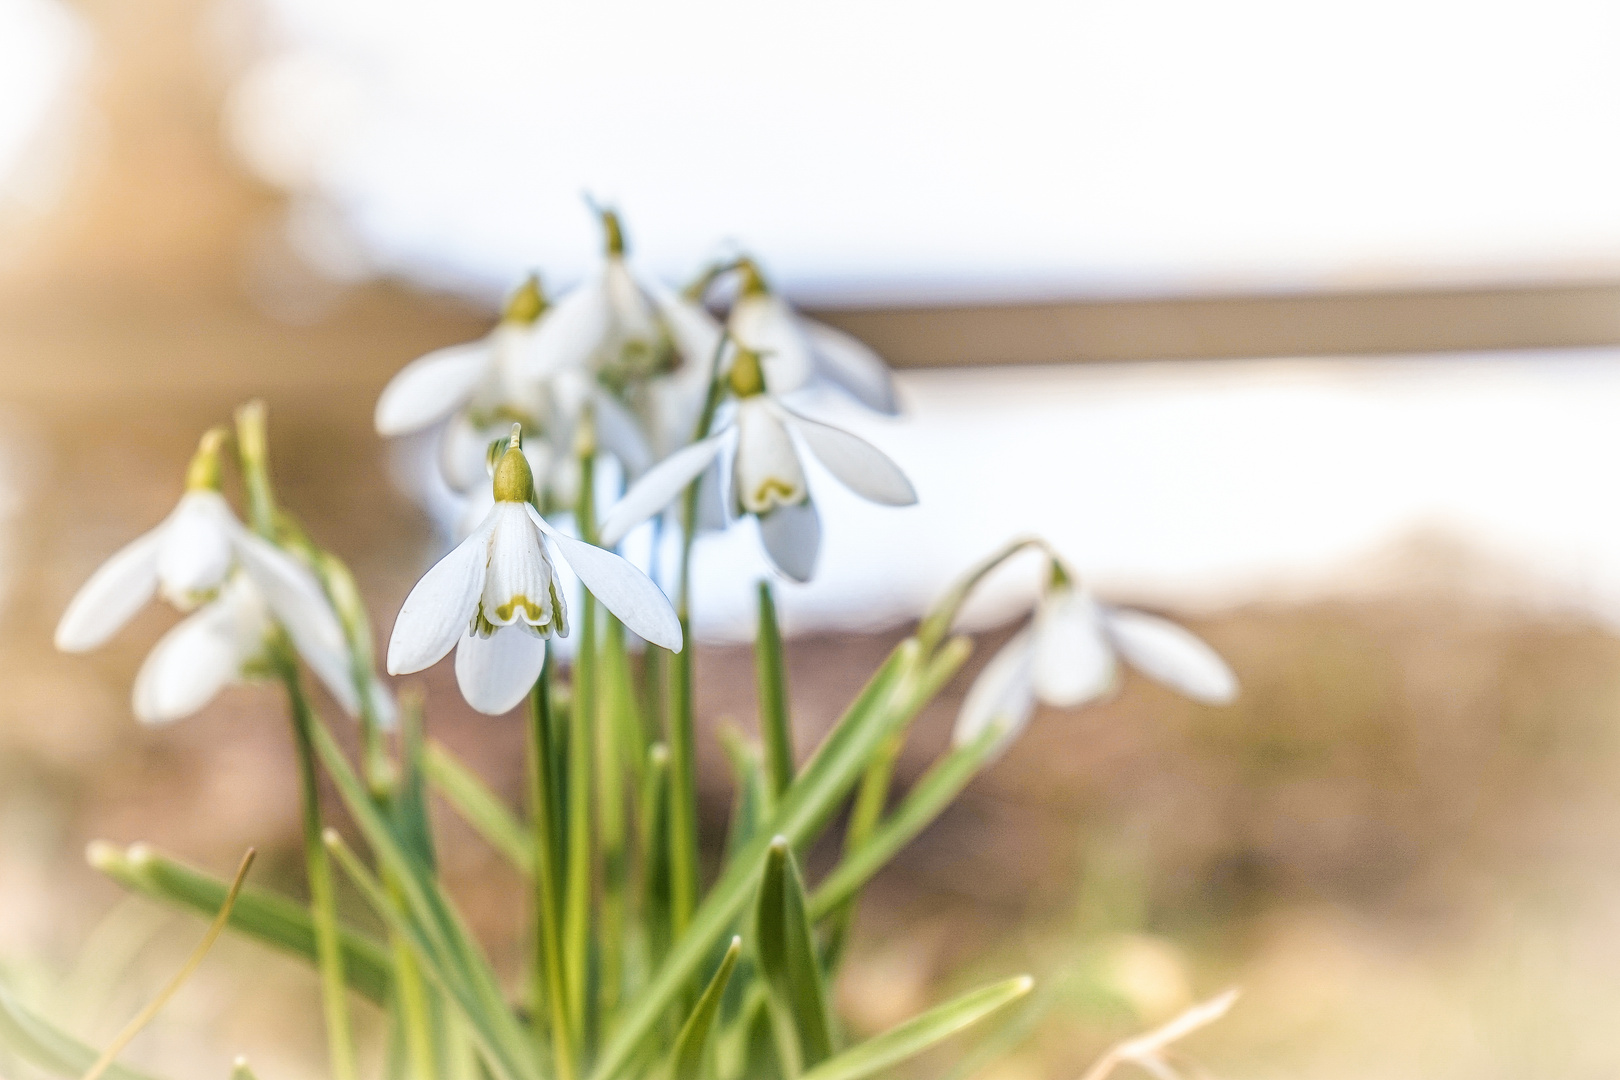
<box><xmin>492</xmin><ymin>424</ymin><xmax>535</xmax><ymax>503</ymax></box>
<box><xmin>728</xmin><ymin>347</ymin><xmax>767</xmax><ymax>398</ymax></box>
<box><xmin>503</xmin><ymin>273</ymin><xmax>547</xmax><ymax>324</ymax></box>
<box><xmin>184</xmin><ymin>427</ymin><xmax>229</xmax><ymax>492</ymax></box>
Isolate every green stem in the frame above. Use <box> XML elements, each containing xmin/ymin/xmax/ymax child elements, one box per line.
<box><xmin>665</xmin><ymin>330</ymin><xmax>733</xmax><ymax>937</ymax></box>
<box><xmin>277</xmin><ymin>658</ymin><xmax>358</xmax><ymax>1080</ymax></box>
<box><xmin>596</xmin><ymin>617</ymin><xmax>629</xmax><ymax>1023</ymax></box>
<box><xmin>388</xmin><ymin>874</ymin><xmax>438</xmax><ymax>1080</ymax></box>
<box><xmin>565</xmin><ymin>438</ymin><xmax>599</xmax><ymax>1056</ymax></box>
<box><xmin>528</xmin><ymin>669</ymin><xmax>574</xmax><ymax>1080</ymax></box>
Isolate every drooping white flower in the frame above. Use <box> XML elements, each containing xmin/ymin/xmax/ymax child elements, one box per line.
<box><xmin>55</xmin><ymin>430</ymin><xmax>367</xmax><ymax>721</ymax></box>
<box><xmin>725</xmin><ymin>258</ymin><xmax>898</xmax><ymax>415</ymax></box>
<box><xmin>598</xmin><ymin>348</ymin><xmax>917</xmax><ymax>583</ymax></box>
<box><xmin>528</xmin><ymin>208</ymin><xmax>721</xmax><ymax>456</ymax></box>
<box><xmin>387</xmin><ymin>425</ymin><xmax>682</xmax><ymax>716</ymax></box>
<box><xmin>954</xmin><ymin>566</ymin><xmax>1238</xmax><ymax>750</ymax></box>
<box><xmin>376</xmin><ymin>275</ymin><xmax>652</xmax><ymax>507</ymax></box>
<box><xmin>130</xmin><ymin>571</ymin><xmax>362</xmax><ymax>724</ymax></box>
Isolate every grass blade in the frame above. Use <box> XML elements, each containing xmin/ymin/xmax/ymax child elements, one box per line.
<box><xmin>754</xmin><ymin>580</ymin><xmax>794</xmax><ymax>801</ymax></box>
<box><xmin>797</xmin><ymin>976</ymin><xmax>1034</xmax><ymax>1080</ymax></box>
<box><xmin>667</xmin><ymin>937</ymin><xmax>741</xmax><ymax>1080</ymax></box>
<box><xmin>754</xmin><ymin>838</ymin><xmax>834</xmax><ymax>1071</ymax></box>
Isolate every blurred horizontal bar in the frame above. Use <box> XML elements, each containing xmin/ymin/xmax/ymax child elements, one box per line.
<box><xmin>811</xmin><ymin>280</ymin><xmax>1620</xmax><ymax>367</ymax></box>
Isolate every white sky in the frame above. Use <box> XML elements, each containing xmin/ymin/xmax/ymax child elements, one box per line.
<box><xmin>240</xmin><ymin>0</ymin><xmax>1620</xmax><ymax>303</ymax></box>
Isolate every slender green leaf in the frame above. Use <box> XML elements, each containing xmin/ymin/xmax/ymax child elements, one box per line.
<box><xmin>423</xmin><ymin>742</ymin><xmax>533</xmax><ymax>876</ymax></box>
<box><xmin>797</xmin><ymin>976</ymin><xmax>1034</xmax><ymax>1080</ymax></box>
<box><xmin>0</xmin><ymin>984</ymin><xmax>163</xmax><ymax>1080</ymax></box>
<box><xmin>754</xmin><ymin>580</ymin><xmax>794</xmax><ymax>801</ymax></box>
<box><xmin>754</xmin><ymin>837</ymin><xmax>835</xmax><ymax>1070</ymax></box>
<box><xmin>87</xmin><ymin>841</ymin><xmax>392</xmax><ymax>1006</ymax></box>
<box><xmin>667</xmin><ymin>936</ymin><xmax>741</xmax><ymax>1080</ymax></box>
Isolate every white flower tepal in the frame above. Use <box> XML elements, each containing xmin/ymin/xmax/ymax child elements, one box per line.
<box><xmin>387</xmin><ymin>425</ymin><xmax>682</xmax><ymax>716</ymax></box>
<box><xmin>954</xmin><ymin>566</ymin><xmax>1238</xmax><ymax>751</ymax></box>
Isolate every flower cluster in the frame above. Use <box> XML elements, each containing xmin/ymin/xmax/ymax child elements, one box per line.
<box><xmin>55</xmin><ymin>425</ymin><xmax>389</xmax><ymax>725</ymax></box>
<box><xmin>42</xmin><ymin>207</ymin><xmax>1246</xmax><ymax>1080</ymax></box>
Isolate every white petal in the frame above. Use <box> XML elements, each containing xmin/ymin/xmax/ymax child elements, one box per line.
<box><xmin>598</xmin><ymin>433</ymin><xmax>730</xmax><ymax>548</ymax></box>
<box><xmin>1031</xmin><ymin>589</ymin><xmax>1117</xmax><ymax>706</ymax></box>
<box><xmin>953</xmin><ymin>627</ymin><xmax>1036</xmax><ymax>749</ymax></box>
<box><xmin>590</xmin><ymin>390</ymin><xmax>654</xmax><ymax>477</ymax></box>
<box><xmin>757</xmin><ymin>499</ymin><xmax>821</xmax><ymax>583</ymax></box>
<box><xmin>438</xmin><ymin>411</ymin><xmax>495</xmax><ymax>493</ymax></box>
<box><xmin>455</xmin><ymin>626</ymin><xmax>547</xmax><ymax>715</ymax></box>
<box><xmin>779</xmin><ymin>405</ymin><xmax>917</xmax><ymax>507</ymax></box>
<box><xmin>156</xmin><ymin>492</ymin><xmax>236</xmax><ymax>605</ymax></box>
<box><xmin>1105</xmin><ymin>608</ymin><xmax>1239</xmax><ymax>705</ymax></box>
<box><xmin>802</xmin><ymin>319</ymin><xmax>900</xmax><ymax>415</ymax></box>
<box><xmin>482</xmin><ymin>504</ymin><xmax>563</xmax><ymax>632</ymax></box>
<box><xmin>231</xmin><ymin>528</ymin><xmax>347</xmax><ymax>660</ymax></box>
<box><xmin>131</xmin><ymin>594</ymin><xmax>256</xmax><ymax>724</ymax></box>
<box><xmin>733</xmin><ymin>398</ymin><xmax>807</xmax><ymax>515</ymax></box>
<box><xmin>295</xmin><ymin>618</ymin><xmax>364</xmax><ymax>717</ymax></box>
<box><xmin>387</xmin><ymin>512</ymin><xmax>496</xmax><ymax>674</ymax></box>
<box><xmin>603</xmin><ymin>259</ymin><xmax>661</xmax><ymax>341</ymax></box>
<box><xmin>527</xmin><ymin>275</ymin><xmax>610</xmax><ymax>377</ymax></box>
<box><xmin>375</xmin><ymin>340</ymin><xmax>493</xmax><ymax>436</ymax></box>
<box><xmin>648</xmin><ymin>282</ymin><xmax>723</xmax><ymax>371</ymax></box>
<box><xmin>55</xmin><ymin>527</ymin><xmax>162</xmax><ymax>651</ymax></box>
<box><xmin>525</xmin><ymin>504</ymin><xmax>682</xmax><ymax>652</ymax></box>
<box><xmin>729</xmin><ymin>294</ymin><xmax>815</xmax><ymax>394</ymax></box>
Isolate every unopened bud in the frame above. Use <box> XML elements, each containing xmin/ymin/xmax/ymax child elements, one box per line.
<box><xmin>184</xmin><ymin>427</ymin><xmax>229</xmax><ymax>492</ymax></box>
<box><xmin>503</xmin><ymin>273</ymin><xmax>547</xmax><ymax>324</ymax></box>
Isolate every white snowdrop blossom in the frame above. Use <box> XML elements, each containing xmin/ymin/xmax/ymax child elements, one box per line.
<box><xmin>954</xmin><ymin>567</ymin><xmax>1238</xmax><ymax>751</ymax></box>
<box><xmin>55</xmin><ymin>431</ymin><xmax>364</xmax><ymax>723</ymax></box>
<box><xmin>726</xmin><ymin>259</ymin><xmax>898</xmax><ymax>415</ymax></box>
<box><xmin>529</xmin><ymin>209</ymin><xmax>720</xmax><ymax>457</ymax></box>
<box><xmin>377</xmin><ymin>276</ymin><xmax>650</xmax><ymax>501</ymax></box>
<box><xmin>387</xmin><ymin>426</ymin><xmax>682</xmax><ymax>716</ymax></box>
<box><xmin>598</xmin><ymin>348</ymin><xmax>917</xmax><ymax>583</ymax></box>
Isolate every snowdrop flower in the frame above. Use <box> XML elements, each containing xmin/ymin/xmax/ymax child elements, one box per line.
<box><xmin>599</xmin><ymin>348</ymin><xmax>917</xmax><ymax>582</ymax></box>
<box><xmin>726</xmin><ymin>258</ymin><xmax>899</xmax><ymax>415</ymax></box>
<box><xmin>130</xmin><ymin>572</ymin><xmax>358</xmax><ymax>724</ymax></box>
<box><xmin>376</xmin><ymin>275</ymin><xmax>554</xmax><ymax>458</ymax></box>
<box><xmin>529</xmin><ymin>208</ymin><xmax>720</xmax><ymax>455</ymax></box>
<box><xmin>954</xmin><ymin>562</ymin><xmax>1237</xmax><ymax>750</ymax></box>
<box><xmin>55</xmin><ymin>429</ymin><xmax>363</xmax><ymax>721</ymax></box>
<box><xmin>387</xmin><ymin>425</ymin><xmax>682</xmax><ymax>716</ymax></box>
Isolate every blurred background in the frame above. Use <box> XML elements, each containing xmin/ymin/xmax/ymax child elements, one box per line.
<box><xmin>8</xmin><ymin>1</ymin><xmax>1620</xmax><ymax>1077</ymax></box>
